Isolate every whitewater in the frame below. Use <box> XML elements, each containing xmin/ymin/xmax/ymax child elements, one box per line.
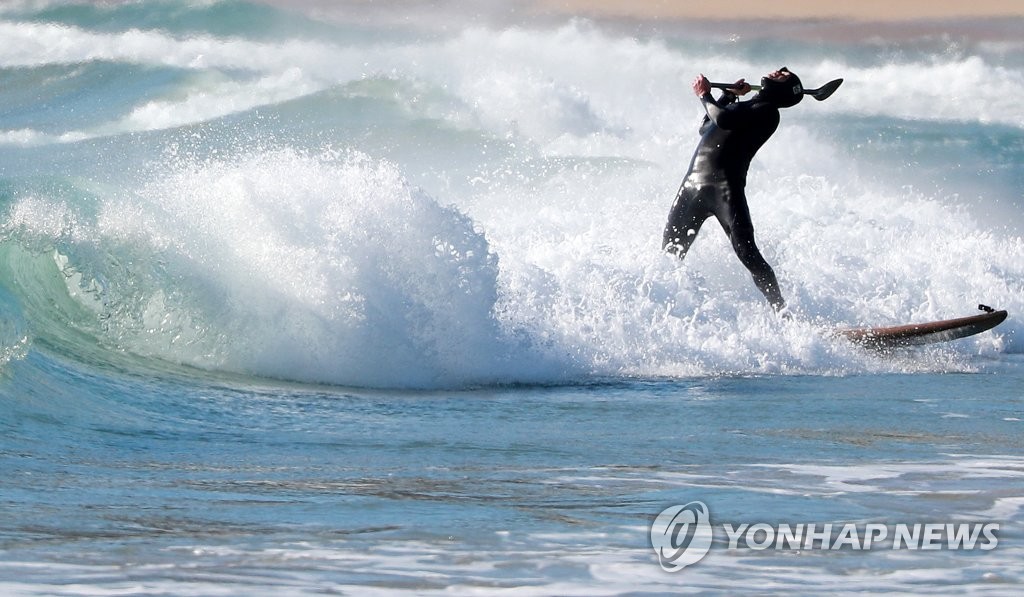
<box><xmin>1</xmin><ymin>1</ymin><xmax>1022</xmax><ymax>594</ymax></box>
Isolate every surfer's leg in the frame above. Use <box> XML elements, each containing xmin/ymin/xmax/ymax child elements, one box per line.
<box><xmin>663</xmin><ymin>183</ymin><xmax>710</xmax><ymax>259</ymax></box>
<box><xmin>715</xmin><ymin>188</ymin><xmax>786</xmax><ymax>311</ymax></box>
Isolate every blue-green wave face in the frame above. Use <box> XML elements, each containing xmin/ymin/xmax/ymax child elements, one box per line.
<box><xmin>0</xmin><ymin>1</ymin><xmax>1022</xmax><ymax>388</ymax></box>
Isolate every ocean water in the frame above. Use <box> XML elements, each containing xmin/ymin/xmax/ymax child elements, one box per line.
<box><xmin>1</xmin><ymin>1</ymin><xmax>1023</xmax><ymax>594</ymax></box>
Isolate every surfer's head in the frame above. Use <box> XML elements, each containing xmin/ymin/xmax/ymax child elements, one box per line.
<box><xmin>759</xmin><ymin>67</ymin><xmax>803</xmax><ymax>108</ymax></box>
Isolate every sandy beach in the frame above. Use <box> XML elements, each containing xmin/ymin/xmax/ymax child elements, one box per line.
<box><xmin>524</xmin><ymin>0</ymin><xmax>1024</xmax><ymax>42</ymax></box>
<box><xmin>263</xmin><ymin>1</ymin><xmax>1024</xmax><ymax>42</ymax></box>
<box><xmin>533</xmin><ymin>0</ymin><xmax>1024</xmax><ymax>22</ymax></box>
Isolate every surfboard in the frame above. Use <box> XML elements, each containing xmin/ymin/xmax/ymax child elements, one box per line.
<box><xmin>836</xmin><ymin>305</ymin><xmax>1008</xmax><ymax>349</ymax></box>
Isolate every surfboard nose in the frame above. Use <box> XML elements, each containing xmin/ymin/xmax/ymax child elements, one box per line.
<box><xmin>836</xmin><ymin>307</ymin><xmax>1008</xmax><ymax>349</ymax></box>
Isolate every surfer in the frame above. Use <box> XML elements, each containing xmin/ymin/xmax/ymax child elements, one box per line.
<box><xmin>663</xmin><ymin>67</ymin><xmax>804</xmax><ymax>313</ymax></box>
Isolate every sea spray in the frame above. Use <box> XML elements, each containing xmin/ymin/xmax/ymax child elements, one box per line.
<box><xmin>4</xmin><ymin>148</ymin><xmax>573</xmax><ymax>387</ymax></box>
<box><xmin>0</xmin><ymin>6</ymin><xmax>1019</xmax><ymax>387</ymax></box>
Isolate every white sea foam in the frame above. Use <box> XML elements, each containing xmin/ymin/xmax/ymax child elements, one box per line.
<box><xmin>827</xmin><ymin>55</ymin><xmax>1024</xmax><ymax>128</ymax></box>
<box><xmin>1</xmin><ymin>17</ymin><xmax>1021</xmax><ymax>386</ymax></box>
<box><xmin>118</xmin><ymin>67</ymin><xmax>322</xmax><ymax>133</ymax></box>
<box><xmin>1</xmin><ymin>523</ymin><xmax>1021</xmax><ymax>596</ymax></box>
<box><xmin>7</xmin><ymin>120</ymin><xmax>1023</xmax><ymax>386</ymax></box>
<box><xmin>85</xmin><ymin>148</ymin><xmax>568</xmax><ymax>388</ymax></box>
<box><xmin>1</xmin><ymin>19</ymin><xmax>1022</xmax><ymax>146</ymax></box>
<box><xmin>0</xmin><ymin>20</ymin><xmax>345</xmax><ymax>74</ymax></box>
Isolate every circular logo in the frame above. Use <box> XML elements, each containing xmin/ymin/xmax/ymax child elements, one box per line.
<box><xmin>650</xmin><ymin>501</ymin><xmax>713</xmax><ymax>572</ymax></box>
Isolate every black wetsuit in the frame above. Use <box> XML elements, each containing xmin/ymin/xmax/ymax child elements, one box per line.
<box><xmin>663</xmin><ymin>89</ymin><xmax>786</xmax><ymax>311</ymax></box>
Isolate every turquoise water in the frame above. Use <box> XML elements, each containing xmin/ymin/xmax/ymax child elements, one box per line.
<box><xmin>1</xmin><ymin>1</ymin><xmax>1023</xmax><ymax>594</ymax></box>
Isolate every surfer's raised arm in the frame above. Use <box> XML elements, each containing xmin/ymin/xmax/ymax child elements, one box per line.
<box><xmin>694</xmin><ymin>74</ymin><xmax>752</xmax><ymax>130</ymax></box>
<box><xmin>695</xmin><ymin>75</ymin><xmax>751</xmax><ymax>98</ymax></box>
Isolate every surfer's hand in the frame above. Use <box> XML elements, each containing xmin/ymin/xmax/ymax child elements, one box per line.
<box><xmin>731</xmin><ymin>78</ymin><xmax>751</xmax><ymax>95</ymax></box>
<box><xmin>693</xmin><ymin>74</ymin><xmax>710</xmax><ymax>97</ymax></box>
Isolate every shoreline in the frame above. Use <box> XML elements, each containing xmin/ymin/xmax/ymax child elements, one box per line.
<box><xmin>530</xmin><ymin>0</ymin><xmax>1024</xmax><ymax>22</ymax></box>
<box><xmin>525</xmin><ymin>1</ymin><xmax>1024</xmax><ymax>43</ymax></box>
<box><xmin>259</xmin><ymin>2</ymin><xmax>1024</xmax><ymax>42</ymax></box>
<box><xmin>573</xmin><ymin>16</ymin><xmax>1024</xmax><ymax>45</ymax></box>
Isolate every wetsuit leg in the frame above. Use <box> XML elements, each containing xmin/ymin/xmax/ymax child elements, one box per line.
<box><xmin>713</xmin><ymin>186</ymin><xmax>786</xmax><ymax>311</ymax></box>
<box><xmin>663</xmin><ymin>182</ymin><xmax>711</xmax><ymax>259</ymax></box>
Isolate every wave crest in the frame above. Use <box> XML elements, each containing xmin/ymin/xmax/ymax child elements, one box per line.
<box><xmin>3</xmin><ymin>148</ymin><xmax>564</xmax><ymax>388</ymax></box>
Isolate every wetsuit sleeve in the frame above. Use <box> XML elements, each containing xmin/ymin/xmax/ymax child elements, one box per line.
<box><xmin>700</xmin><ymin>91</ymin><xmax>757</xmax><ymax>130</ymax></box>
<box><xmin>698</xmin><ymin>91</ymin><xmax>737</xmax><ymax>133</ymax></box>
